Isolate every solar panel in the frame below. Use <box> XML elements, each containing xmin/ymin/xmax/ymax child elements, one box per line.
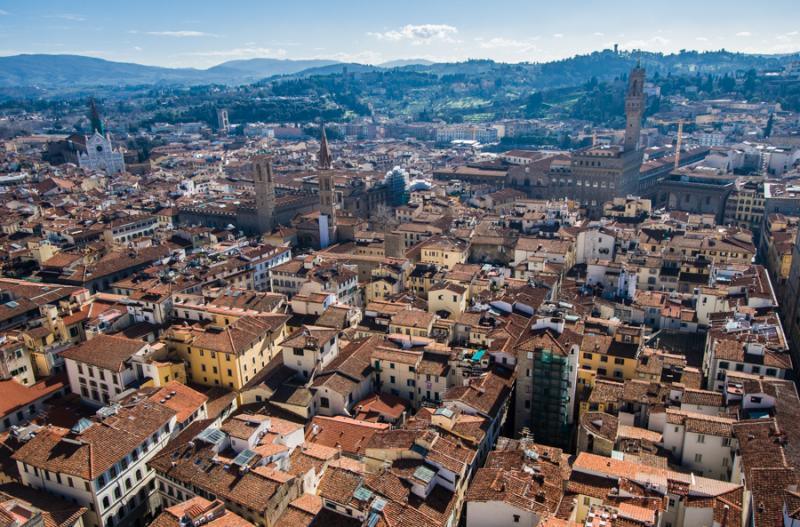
<box><xmin>96</xmin><ymin>405</ymin><xmax>120</xmax><ymax>419</ymax></box>
<box><xmin>196</xmin><ymin>428</ymin><xmax>226</xmax><ymax>445</ymax></box>
<box><xmin>232</xmin><ymin>449</ymin><xmax>257</xmax><ymax>467</ymax></box>
<box><xmin>353</xmin><ymin>486</ymin><xmax>374</xmax><ymax>502</ymax></box>
<box><xmin>434</xmin><ymin>407</ymin><xmax>454</xmax><ymax>418</ymax></box>
<box><xmin>71</xmin><ymin>418</ymin><xmax>93</xmax><ymax>434</ymax></box>
<box><xmin>413</xmin><ymin>465</ymin><xmax>436</xmax><ymax>484</ymax></box>
<box><xmin>367</xmin><ymin>512</ymin><xmax>380</xmax><ymax>527</ymax></box>
<box><xmin>371</xmin><ymin>497</ymin><xmax>387</xmax><ymax>512</ymax></box>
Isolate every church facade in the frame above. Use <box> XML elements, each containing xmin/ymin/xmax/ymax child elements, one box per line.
<box><xmin>78</xmin><ymin>131</ymin><xmax>126</xmax><ymax>175</ymax></box>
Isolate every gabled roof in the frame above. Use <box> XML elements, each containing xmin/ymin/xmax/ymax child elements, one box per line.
<box><xmin>306</xmin><ymin>416</ymin><xmax>389</xmax><ymax>456</ymax></box>
<box><xmin>146</xmin><ymin>381</ymin><xmax>208</xmax><ymax>423</ymax></box>
<box><xmin>282</xmin><ymin>325</ymin><xmax>338</xmax><ymax>350</ymax></box>
<box><xmin>14</xmin><ymin>401</ymin><xmax>175</xmax><ymax>480</ymax></box>
<box><xmin>443</xmin><ymin>368</ymin><xmax>513</xmax><ymax>419</ymax></box>
<box><xmin>60</xmin><ymin>334</ymin><xmax>147</xmax><ymax>371</ymax></box>
<box><xmin>0</xmin><ymin>376</ymin><xmax>66</xmax><ymax>418</ymax></box>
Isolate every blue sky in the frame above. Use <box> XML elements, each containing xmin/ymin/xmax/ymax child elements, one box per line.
<box><xmin>0</xmin><ymin>0</ymin><xmax>798</xmax><ymax>68</ymax></box>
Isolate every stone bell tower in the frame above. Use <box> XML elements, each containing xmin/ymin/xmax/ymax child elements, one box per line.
<box><xmin>317</xmin><ymin>125</ymin><xmax>336</xmax><ymax>247</ymax></box>
<box><xmin>253</xmin><ymin>155</ymin><xmax>275</xmax><ymax>234</ymax></box>
<box><xmin>624</xmin><ymin>65</ymin><xmax>646</xmax><ymax>152</ymax></box>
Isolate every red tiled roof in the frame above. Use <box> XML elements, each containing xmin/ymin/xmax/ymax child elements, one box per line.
<box><xmin>0</xmin><ymin>376</ymin><xmax>66</xmax><ymax>418</ymax></box>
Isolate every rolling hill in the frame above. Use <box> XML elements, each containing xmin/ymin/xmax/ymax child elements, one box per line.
<box><xmin>0</xmin><ymin>54</ymin><xmax>344</xmax><ymax>88</ymax></box>
<box><xmin>204</xmin><ymin>58</ymin><xmax>340</xmax><ymax>82</ymax></box>
<box><xmin>0</xmin><ymin>54</ymin><xmax>208</xmax><ymax>87</ymax></box>
<box><xmin>0</xmin><ymin>50</ymin><xmax>798</xmax><ymax>90</ymax></box>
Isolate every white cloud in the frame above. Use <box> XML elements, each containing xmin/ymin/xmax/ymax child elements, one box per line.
<box><xmin>736</xmin><ymin>31</ymin><xmax>752</xmax><ymax>37</ymax></box>
<box><xmin>46</xmin><ymin>14</ymin><xmax>86</xmax><ymax>22</ymax></box>
<box><xmin>622</xmin><ymin>35</ymin><xmax>671</xmax><ymax>50</ymax></box>
<box><xmin>0</xmin><ymin>10</ymin><xmax>9</xmax><ymax>15</ymax></box>
<box><xmin>317</xmin><ymin>50</ymin><xmax>385</xmax><ymax>64</ymax></box>
<box><xmin>133</xmin><ymin>46</ymin><xmax>143</xmax><ymax>51</ymax></box>
<box><xmin>553</xmin><ymin>33</ymin><xmax>564</xmax><ymax>38</ymax></box>
<box><xmin>476</xmin><ymin>37</ymin><xmax>540</xmax><ymax>52</ymax></box>
<box><xmin>368</xmin><ymin>24</ymin><xmax>458</xmax><ymax>45</ymax></box>
<box><xmin>767</xmin><ymin>31</ymin><xmax>800</xmax><ymax>53</ymax></box>
<box><xmin>593</xmin><ymin>32</ymin><xmax>605</xmax><ymax>37</ymax></box>
<box><xmin>147</xmin><ymin>30</ymin><xmax>216</xmax><ymax>37</ymax></box>
<box><xmin>183</xmin><ymin>47</ymin><xmax>287</xmax><ymax>58</ymax></box>
<box><xmin>776</xmin><ymin>31</ymin><xmax>799</xmax><ymax>41</ymax></box>
<box><xmin>696</xmin><ymin>36</ymin><xmax>709</xmax><ymax>42</ymax></box>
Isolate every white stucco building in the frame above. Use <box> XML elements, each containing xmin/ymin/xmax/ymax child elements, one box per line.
<box><xmin>13</xmin><ymin>400</ymin><xmax>177</xmax><ymax>527</ymax></box>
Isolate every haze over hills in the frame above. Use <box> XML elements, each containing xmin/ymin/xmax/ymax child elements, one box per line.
<box><xmin>0</xmin><ymin>54</ymin><xmax>429</xmax><ymax>88</ymax></box>
<box><xmin>0</xmin><ymin>54</ymin><xmax>208</xmax><ymax>88</ymax></box>
<box><xmin>378</xmin><ymin>59</ymin><xmax>436</xmax><ymax>68</ymax></box>
<box><xmin>204</xmin><ymin>58</ymin><xmax>341</xmax><ymax>82</ymax></box>
<box><xmin>0</xmin><ymin>50</ymin><xmax>798</xmax><ymax>91</ymax></box>
<box><xmin>0</xmin><ymin>54</ymin><xmax>348</xmax><ymax>88</ymax></box>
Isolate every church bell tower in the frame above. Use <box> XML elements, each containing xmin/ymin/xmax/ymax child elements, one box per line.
<box><xmin>253</xmin><ymin>155</ymin><xmax>276</xmax><ymax>234</ymax></box>
<box><xmin>317</xmin><ymin>124</ymin><xmax>336</xmax><ymax>247</ymax></box>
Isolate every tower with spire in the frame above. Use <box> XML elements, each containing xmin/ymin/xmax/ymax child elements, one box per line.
<box><xmin>544</xmin><ymin>64</ymin><xmax>645</xmax><ymax>219</ymax></box>
<box><xmin>88</xmin><ymin>98</ymin><xmax>105</xmax><ymax>135</ymax></box>
<box><xmin>318</xmin><ymin>122</ymin><xmax>332</xmax><ymax>171</ymax></box>
<box><xmin>624</xmin><ymin>64</ymin><xmax>646</xmax><ymax>152</ymax></box>
<box><xmin>317</xmin><ymin>123</ymin><xmax>337</xmax><ymax>247</ymax></box>
<box><xmin>78</xmin><ymin>98</ymin><xmax>125</xmax><ymax>175</ymax></box>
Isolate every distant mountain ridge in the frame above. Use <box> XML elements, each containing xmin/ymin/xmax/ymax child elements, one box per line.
<box><xmin>0</xmin><ymin>54</ymin><xmax>208</xmax><ymax>88</ymax></box>
<box><xmin>379</xmin><ymin>58</ymin><xmax>435</xmax><ymax>68</ymax></box>
<box><xmin>0</xmin><ymin>54</ymin><xmax>351</xmax><ymax>88</ymax></box>
<box><xmin>204</xmin><ymin>58</ymin><xmax>340</xmax><ymax>82</ymax></box>
<box><xmin>0</xmin><ymin>50</ymin><xmax>798</xmax><ymax>89</ymax></box>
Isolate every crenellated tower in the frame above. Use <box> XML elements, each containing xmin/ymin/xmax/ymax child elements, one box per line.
<box><xmin>623</xmin><ymin>65</ymin><xmax>646</xmax><ymax>152</ymax></box>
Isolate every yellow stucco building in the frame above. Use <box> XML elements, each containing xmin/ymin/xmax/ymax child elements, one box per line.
<box><xmin>578</xmin><ymin>325</ymin><xmax>642</xmax><ymax>389</ymax></box>
<box><xmin>418</xmin><ymin>236</ymin><xmax>469</xmax><ymax>269</ymax></box>
<box><xmin>163</xmin><ymin>314</ymin><xmax>289</xmax><ymax>390</ymax></box>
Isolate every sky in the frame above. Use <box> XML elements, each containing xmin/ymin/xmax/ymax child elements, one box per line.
<box><xmin>0</xmin><ymin>0</ymin><xmax>798</xmax><ymax>69</ymax></box>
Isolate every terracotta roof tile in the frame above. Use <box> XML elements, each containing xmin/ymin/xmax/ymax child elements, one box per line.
<box><xmin>60</xmin><ymin>334</ymin><xmax>147</xmax><ymax>371</ymax></box>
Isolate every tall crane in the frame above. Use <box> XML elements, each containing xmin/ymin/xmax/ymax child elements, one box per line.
<box><xmin>674</xmin><ymin>120</ymin><xmax>684</xmax><ymax>169</ymax></box>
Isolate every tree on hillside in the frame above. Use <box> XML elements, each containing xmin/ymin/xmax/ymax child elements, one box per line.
<box><xmin>524</xmin><ymin>92</ymin><xmax>544</xmax><ymax>117</ymax></box>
